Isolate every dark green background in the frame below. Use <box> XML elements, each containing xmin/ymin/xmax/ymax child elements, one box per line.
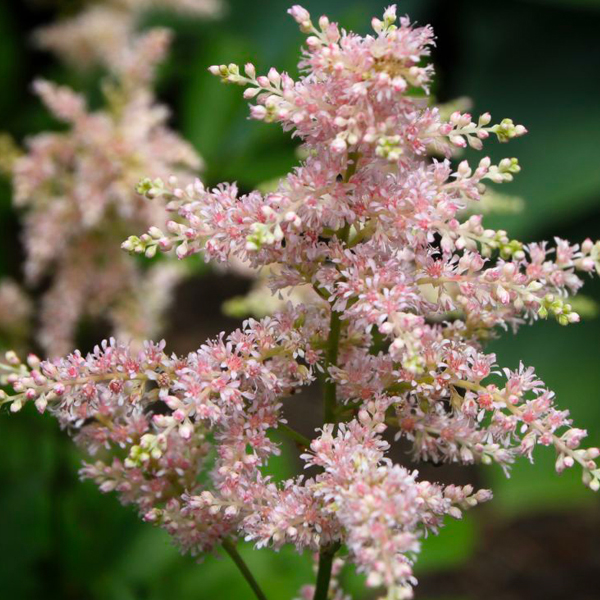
<box><xmin>1</xmin><ymin>0</ymin><xmax>599</xmax><ymax>598</ymax></box>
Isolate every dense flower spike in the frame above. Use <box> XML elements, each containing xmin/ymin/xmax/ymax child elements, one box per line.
<box><xmin>1</xmin><ymin>310</ymin><xmax>321</xmax><ymax>550</ymax></box>
<box><xmin>12</xmin><ymin>24</ymin><xmax>201</xmax><ymax>355</ymax></box>
<box><xmin>5</xmin><ymin>6</ymin><xmax>600</xmax><ymax>600</ymax></box>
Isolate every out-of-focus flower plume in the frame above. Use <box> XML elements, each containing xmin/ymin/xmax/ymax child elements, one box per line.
<box><xmin>6</xmin><ymin>0</ymin><xmax>218</xmax><ymax>355</ymax></box>
<box><xmin>34</xmin><ymin>0</ymin><xmax>223</xmax><ymax>71</ymax></box>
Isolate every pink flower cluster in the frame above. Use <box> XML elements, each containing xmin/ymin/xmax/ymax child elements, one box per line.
<box><xmin>4</xmin><ymin>5</ymin><xmax>600</xmax><ymax>600</ymax></box>
<box><xmin>12</xmin><ymin>26</ymin><xmax>201</xmax><ymax>355</ymax></box>
<box><xmin>35</xmin><ymin>0</ymin><xmax>222</xmax><ymax>71</ymax></box>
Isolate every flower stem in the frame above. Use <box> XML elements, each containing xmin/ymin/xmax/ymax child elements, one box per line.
<box><xmin>323</xmin><ymin>306</ymin><xmax>343</xmax><ymax>424</ymax></box>
<box><xmin>317</xmin><ymin>271</ymin><xmax>344</xmax><ymax>597</ymax></box>
<box><xmin>312</xmin><ymin>541</ymin><xmax>341</xmax><ymax>600</ymax></box>
<box><xmin>279</xmin><ymin>423</ymin><xmax>311</xmax><ymax>448</ymax></box>
<box><xmin>222</xmin><ymin>539</ymin><xmax>269</xmax><ymax>600</ymax></box>
<box><xmin>322</xmin><ymin>155</ymin><xmax>358</xmax><ymax>424</ymax></box>
<box><xmin>315</xmin><ymin>153</ymin><xmax>360</xmax><ymax>598</ymax></box>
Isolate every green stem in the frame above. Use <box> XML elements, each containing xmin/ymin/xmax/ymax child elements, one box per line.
<box><xmin>312</xmin><ymin>542</ymin><xmax>341</xmax><ymax>600</ymax></box>
<box><xmin>314</xmin><ymin>152</ymin><xmax>361</xmax><ymax>598</ymax></box>
<box><xmin>322</xmin><ymin>154</ymin><xmax>358</xmax><ymax>424</ymax></box>
<box><xmin>323</xmin><ymin>306</ymin><xmax>343</xmax><ymax>424</ymax></box>
<box><xmin>345</xmin><ymin>151</ymin><xmax>360</xmax><ymax>181</ymax></box>
<box><xmin>278</xmin><ymin>423</ymin><xmax>311</xmax><ymax>448</ymax></box>
<box><xmin>222</xmin><ymin>539</ymin><xmax>269</xmax><ymax>600</ymax></box>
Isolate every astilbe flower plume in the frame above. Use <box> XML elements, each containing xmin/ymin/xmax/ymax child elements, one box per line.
<box><xmin>34</xmin><ymin>0</ymin><xmax>222</xmax><ymax>71</ymax></box>
<box><xmin>4</xmin><ymin>6</ymin><xmax>600</xmax><ymax>600</ymax></box>
<box><xmin>12</xmin><ymin>25</ymin><xmax>201</xmax><ymax>356</ymax></box>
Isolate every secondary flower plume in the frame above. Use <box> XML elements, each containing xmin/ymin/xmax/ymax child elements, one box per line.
<box><xmin>3</xmin><ymin>5</ymin><xmax>600</xmax><ymax>600</ymax></box>
<box><xmin>35</xmin><ymin>0</ymin><xmax>222</xmax><ymax>71</ymax></box>
<box><xmin>12</xmin><ymin>10</ymin><xmax>203</xmax><ymax>355</ymax></box>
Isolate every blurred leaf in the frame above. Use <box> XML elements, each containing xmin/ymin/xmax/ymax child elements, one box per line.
<box><xmin>452</xmin><ymin>1</ymin><xmax>600</xmax><ymax>239</ymax></box>
<box><xmin>518</xmin><ymin>0</ymin><xmax>600</xmax><ymax>10</ymax></box>
<box><xmin>0</xmin><ymin>179</ymin><xmax>15</xmax><ymax>276</ymax></box>
<box><xmin>484</xmin><ymin>316</ymin><xmax>600</xmax><ymax>514</ymax></box>
<box><xmin>107</xmin><ymin>527</ymin><xmax>182</xmax><ymax>592</ymax></box>
<box><xmin>416</xmin><ymin>516</ymin><xmax>478</xmax><ymax>573</ymax></box>
<box><xmin>264</xmin><ymin>432</ymin><xmax>301</xmax><ymax>481</ymax></box>
<box><xmin>422</xmin><ymin>597</ymin><xmax>470</xmax><ymax>600</ymax></box>
<box><xmin>0</xmin><ymin>4</ymin><xmax>20</xmax><ymax>117</ymax></box>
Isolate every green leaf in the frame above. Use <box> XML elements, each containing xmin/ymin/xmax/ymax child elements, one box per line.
<box><xmin>484</xmin><ymin>316</ymin><xmax>600</xmax><ymax>514</ymax></box>
<box><xmin>452</xmin><ymin>1</ymin><xmax>600</xmax><ymax>239</ymax></box>
<box><xmin>416</xmin><ymin>516</ymin><xmax>478</xmax><ymax>573</ymax></box>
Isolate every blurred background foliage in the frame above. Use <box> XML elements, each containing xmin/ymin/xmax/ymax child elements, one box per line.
<box><xmin>1</xmin><ymin>0</ymin><xmax>600</xmax><ymax>599</ymax></box>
